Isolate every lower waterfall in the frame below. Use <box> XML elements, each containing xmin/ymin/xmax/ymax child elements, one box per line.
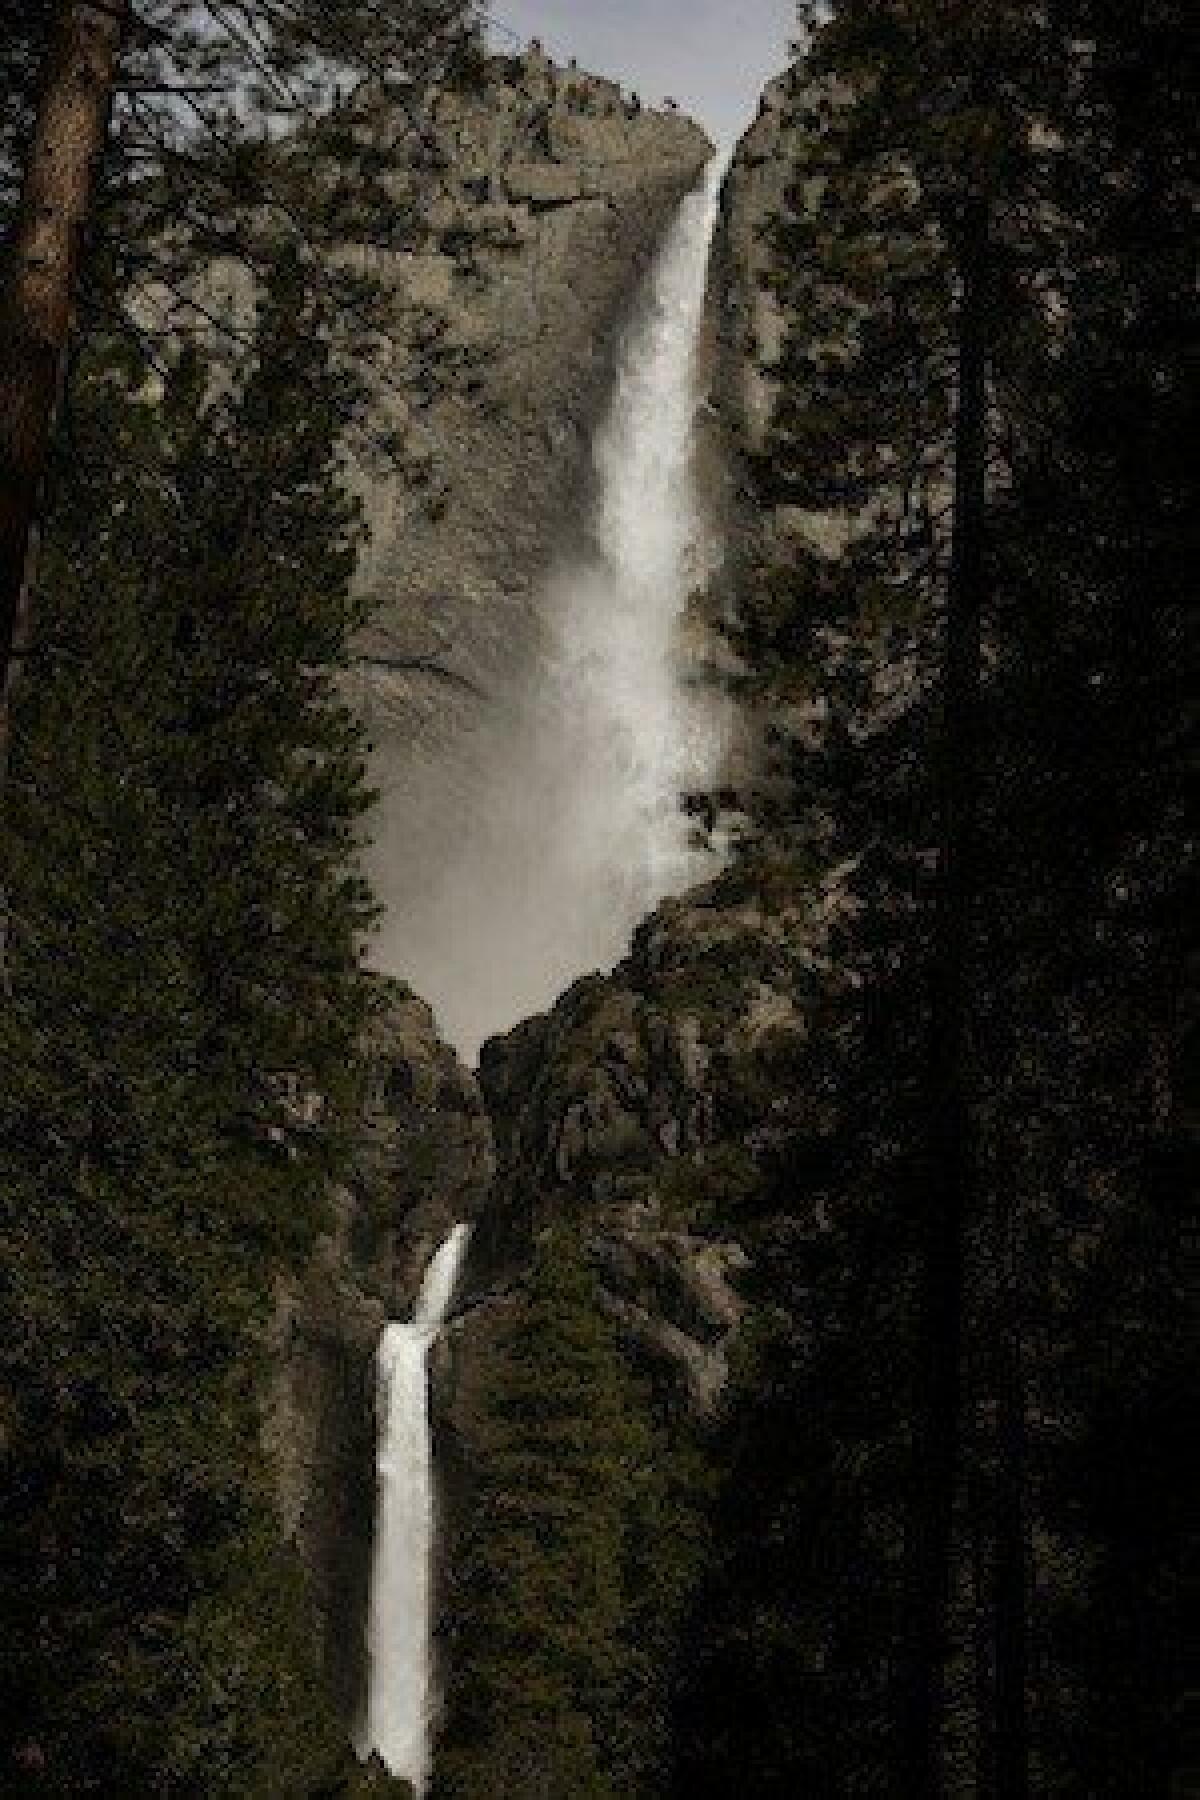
<box><xmin>358</xmin><ymin>1225</ymin><xmax>472</xmax><ymax>1794</ymax></box>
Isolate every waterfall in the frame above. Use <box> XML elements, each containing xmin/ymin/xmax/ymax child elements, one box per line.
<box><xmin>379</xmin><ymin>164</ymin><xmax>728</xmax><ymax>1060</ymax></box>
<box><xmin>359</xmin><ymin>1224</ymin><xmax>471</xmax><ymax>1795</ymax></box>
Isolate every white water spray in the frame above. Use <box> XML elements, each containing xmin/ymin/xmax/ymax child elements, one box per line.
<box><xmin>379</xmin><ymin>167</ymin><xmax>727</xmax><ymax>1059</ymax></box>
<box><xmin>359</xmin><ymin>1225</ymin><xmax>471</xmax><ymax>1794</ymax></box>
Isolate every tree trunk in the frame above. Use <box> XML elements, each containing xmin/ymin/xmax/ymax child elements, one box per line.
<box><xmin>993</xmin><ymin>1257</ymin><xmax>1029</xmax><ymax>1799</ymax></box>
<box><xmin>0</xmin><ymin>0</ymin><xmax>127</xmax><ymax>766</ymax></box>
<box><xmin>899</xmin><ymin>195</ymin><xmax>988</xmax><ymax>1795</ymax></box>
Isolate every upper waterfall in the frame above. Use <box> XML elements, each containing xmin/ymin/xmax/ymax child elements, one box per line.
<box><xmin>379</xmin><ymin>167</ymin><xmax>728</xmax><ymax>1061</ymax></box>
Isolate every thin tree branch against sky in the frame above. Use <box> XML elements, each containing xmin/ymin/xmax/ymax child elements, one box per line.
<box><xmin>487</xmin><ymin>0</ymin><xmax>793</xmax><ymax>147</ymax></box>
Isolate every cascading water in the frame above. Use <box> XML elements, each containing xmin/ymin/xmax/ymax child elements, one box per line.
<box><xmin>358</xmin><ymin>1225</ymin><xmax>471</xmax><ymax>1794</ymax></box>
<box><xmin>380</xmin><ymin>164</ymin><xmax>728</xmax><ymax>1060</ymax></box>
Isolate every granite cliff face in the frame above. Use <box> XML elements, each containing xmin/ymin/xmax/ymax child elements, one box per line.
<box><xmin>427</xmin><ymin>64</ymin><xmax>820</xmax><ymax>1518</ymax></box>
<box><xmin>710</xmin><ymin>73</ymin><xmax>796</xmax><ymax>467</ymax></box>
<box><xmin>352</xmin><ymin>50</ymin><xmax>713</xmax><ymax>962</ymax></box>
<box><xmin>356</xmin><ymin>49</ymin><xmax>713</xmax><ymax>669</ymax></box>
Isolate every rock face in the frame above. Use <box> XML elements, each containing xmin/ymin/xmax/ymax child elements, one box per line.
<box><xmin>454</xmin><ymin>838</ymin><xmax>858</xmax><ymax>1418</ymax></box>
<box><xmin>356</xmin><ymin>48</ymin><xmax>711</xmax><ymax>696</ymax></box>
<box><xmin>710</xmin><ymin>71</ymin><xmax>798</xmax><ymax>464</ymax></box>
<box><xmin>353</xmin><ymin>49</ymin><xmax>713</xmax><ymax>937</ymax></box>
<box><xmin>263</xmin><ymin>1197</ymin><xmax>386</xmax><ymax>1729</ymax></box>
<box><xmin>355</xmin><ymin>982</ymin><xmax>496</xmax><ymax>1309</ymax></box>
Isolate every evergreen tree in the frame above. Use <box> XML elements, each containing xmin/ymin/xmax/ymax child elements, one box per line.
<box><xmin>0</xmin><ymin>250</ymin><xmax>381</xmax><ymax>1790</ymax></box>
<box><xmin>683</xmin><ymin>0</ymin><xmax>1193</xmax><ymax>1791</ymax></box>
<box><xmin>764</xmin><ymin>7</ymin><xmax>1059</xmax><ymax>1783</ymax></box>
<box><xmin>435</xmin><ymin>1225</ymin><xmax>685</xmax><ymax>1800</ymax></box>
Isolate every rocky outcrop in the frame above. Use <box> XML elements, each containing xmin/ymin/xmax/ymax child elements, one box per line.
<box><xmin>450</xmin><ymin>837</ymin><xmax>861</xmax><ymax>1417</ymax></box>
<box><xmin>355</xmin><ymin>982</ymin><xmax>496</xmax><ymax>1309</ymax></box>
<box><xmin>710</xmin><ymin>71</ymin><xmax>798</xmax><ymax>463</ymax></box>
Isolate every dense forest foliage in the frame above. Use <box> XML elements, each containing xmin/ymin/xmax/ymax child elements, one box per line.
<box><xmin>675</xmin><ymin>1</ymin><xmax>1194</xmax><ymax>1794</ymax></box>
<box><xmin>435</xmin><ymin>1225</ymin><xmax>709</xmax><ymax>1800</ymax></box>
<box><xmin>0</xmin><ymin>243</ymin><xmax>387</xmax><ymax>1798</ymax></box>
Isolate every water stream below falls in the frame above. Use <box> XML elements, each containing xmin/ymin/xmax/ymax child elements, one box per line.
<box><xmin>358</xmin><ymin>1226</ymin><xmax>471</xmax><ymax>1792</ymax></box>
<box><xmin>381</xmin><ymin>165</ymin><xmax>728</xmax><ymax>1061</ymax></box>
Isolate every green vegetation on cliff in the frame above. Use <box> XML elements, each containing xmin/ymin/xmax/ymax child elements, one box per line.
<box><xmin>436</xmin><ymin>1225</ymin><xmax>707</xmax><ymax>1800</ymax></box>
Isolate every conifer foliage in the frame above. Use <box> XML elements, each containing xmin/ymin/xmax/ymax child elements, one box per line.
<box><xmin>436</xmin><ymin>1226</ymin><xmax>701</xmax><ymax>1800</ymax></box>
<box><xmin>0</xmin><ymin>253</ymin><xmax>381</xmax><ymax>1791</ymax></box>
<box><xmin>0</xmin><ymin>10</ymin><xmax>475</xmax><ymax>1778</ymax></box>
<box><xmin>0</xmin><ymin>0</ymin><xmax>480</xmax><ymax>746</ymax></box>
<box><xmin>679</xmin><ymin>1</ymin><xmax>1194</xmax><ymax>1794</ymax></box>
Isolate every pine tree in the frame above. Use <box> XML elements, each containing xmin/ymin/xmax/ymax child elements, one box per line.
<box><xmin>435</xmin><ymin>1226</ymin><xmax>673</xmax><ymax>1800</ymax></box>
<box><xmin>695</xmin><ymin>0</ymin><xmax>1193</xmax><ymax>1791</ymax></box>
<box><xmin>0</xmin><ymin>249</ymin><xmax>381</xmax><ymax>1790</ymax></box>
<box><xmin>766</xmin><ymin>7</ymin><xmax>1061</xmax><ymax>1783</ymax></box>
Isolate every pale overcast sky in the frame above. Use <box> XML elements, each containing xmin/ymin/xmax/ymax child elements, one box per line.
<box><xmin>485</xmin><ymin>1</ymin><xmax>795</xmax><ymax>148</ymax></box>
